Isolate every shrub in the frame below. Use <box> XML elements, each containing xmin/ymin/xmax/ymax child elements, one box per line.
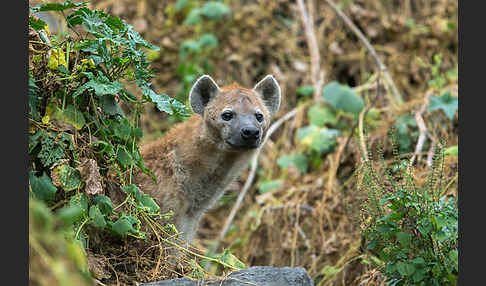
<box><xmin>358</xmin><ymin>132</ymin><xmax>458</xmax><ymax>286</ymax></box>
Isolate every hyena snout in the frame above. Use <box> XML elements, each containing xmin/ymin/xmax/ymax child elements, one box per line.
<box><xmin>240</xmin><ymin>126</ymin><xmax>260</xmax><ymax>141</ymax></box>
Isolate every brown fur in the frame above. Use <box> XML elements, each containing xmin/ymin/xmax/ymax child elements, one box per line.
<box><xmin>134</xmin><ymin>77</ymin><xmax>279</xmax><ymax>243</ymax></box>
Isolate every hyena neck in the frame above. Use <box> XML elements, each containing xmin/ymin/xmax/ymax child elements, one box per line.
<box><xmin>175</xmin><ymin>119</ymin><xmax>256</xmax><ymax>216</ymax></box>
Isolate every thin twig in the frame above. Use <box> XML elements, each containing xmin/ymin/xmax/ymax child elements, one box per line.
<box><xmin>358</xmin><ymin>76</ymin><xmax>383</xmax><ymax>161</ymax></box>
<box><xmin>325</xmin><ymin>0</ymin><xmax>403</xmax><ymax>107</ymax></box>
<box><xmin>409</xmin><ymin>93</ymin><xmax>431</xmax><ymax>166</ymax></box>
<box><xmin>296</xmin><ymin>0</ymin><xmax>325</xmax><ymax>102</ymax></box>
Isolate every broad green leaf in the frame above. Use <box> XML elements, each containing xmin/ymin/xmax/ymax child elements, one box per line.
<box><xmin>308</xmin><ymin>105</ymin><xmax>337</xmax><ymax>127</ymax></box>
<box><xmin>29</xmin><ymin>171</ymin><xmax>58</xmax><ymax>202</ymax></box>
<box><xmin>69</xmin><ymin>193</ymin><xmax>89</xmax><ymax>217</ymax></box>
<box><xmin>117</xmin><ymin>147</ymin><xmax>134</xmax><ymax>169</ymax></box>
<box><xmin>55</xmin><ymin>104</ymin><xmax>86</xmax><ymax>130</ymax></box>
<box><xmin>122</xmin><ymin>184</ymin><xmax>142</xmax><ymax>201</ymax></box>
<box><xmin>94</xmin><ymin>195</ymin><xmax>114</xmax><ymax>215</ymax></box>
<box><xmin>183</xmin><ymin>9</ymin><xmax>202</xmax><ymax>25</ymax></box>
<box><xmin>277</xmin><ymin>154</ymin><xmax>308</xmax><ymax>174</ymax></box>
<box><xmin>73</xmin><ymin>78</ymin><xmax>123</xmax><ymax>98</ymax></box>
<box><xmin>100</xmin><ymin>94</ymin><xmax>124</xmax><ymax>116</ymax></box>
<box><xmin>200</xmin><ymin>2</ymin><xmax>230</xmax><ymax>20</ymax></box>
<box><xmin>427</xmin><ymin>91</ymin><xmax>458</xmax><ymax>120</ymax></box>
<box><xmin>57</xmin><ymin>205</ymin><xmax>84</xmax><ymax>225</ymax></box>
<box><xmin>396</xmin><ymin>261</ymin><xmax>416</xmax><ymax>277</ymax></box>
<box><xmin>51</xmin><ymin>164</ymin><xmax>82</xmax><ymax>191</ymax></box>
<box><xmin>110</xmin><ymin>215</ymin><xmax>137</xmax><ymax>236</ymax></box>
<box><xmin>140</xmin><ymin>194</ymin><xmax>160</xmax><ymax>214</ymax></box>
<box><xmin>257</xmin><ymin>180</ymin><xmax>283</xmax><ymax>194</ymax></box>
<box><xmin>396</xmin><ymin>232</ymin><xmax>412</xmax><ymax>248</ymax></box>
<box><xmin>175</xmin><ymin>0</ymin><xmax>190</xmax><ymax>12</ymax></box>
<box><xmin>322</xmin><ymin>81</ymin><xmax>364</xmax><ymax>114</ymax></box>
<box><xmin>89</xmin><ymin>205</ymin><xmax>106</xmax><ymax>229</ymax></box>
<box><xmin>198</xmin><ymin>33</ymin><xmax>218</xmax><ymax>47</ymax></box>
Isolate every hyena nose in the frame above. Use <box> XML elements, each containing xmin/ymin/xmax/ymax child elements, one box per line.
<box><xmin>241</xmin><ymin>127</ymin><xmax>260</xmax><ymax>140</ymax></box>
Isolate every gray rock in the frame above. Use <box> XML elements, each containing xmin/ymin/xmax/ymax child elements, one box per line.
<box><xmin>139</xmin><ymin>266</ymin><xmax>314</xmax><ymax>286</ymax></box>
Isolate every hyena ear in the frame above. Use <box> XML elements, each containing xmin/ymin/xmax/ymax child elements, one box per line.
<box><xmin>189</xmin><ymin>75</ymin><xmax>220</xmax><ymax>115</ymax></box>
<box><xmin>253</xmin><ymin>75</ymin><xmax>281</xmax><ymax>116</ymax></box>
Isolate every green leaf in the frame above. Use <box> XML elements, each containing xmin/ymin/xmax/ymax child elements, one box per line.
<box><xmin>57</xmin><ymin>205</ymin><xmax>84</xmax><ymax>225</ymax></box>
<box><xmin>200</xmin><ymin>2</ymin><xmax>230</xmax><ymax>20</ymax></box>
<box><xmin>183</xmin><ymin>9</ymin><xmax>202</xmax><ymax>25</ymax></box>
<box><xmin>117</xmin><ymin>147</ymin><xmax>134</xmax><ymax>169</ymax></box>
<box><xmin>396</xmin><ymin>232</ymin><xmax>412</xmax><ymax>248</ymax></box>
<box><xmin>122</xmin><ymin>184</ymin><xmax>142</xmax><ymax>201</ymax></box>
<box><xmin>427</xmin><ymin>91</ymin><xmax>458</xmax><ymax>120</ymax></box>
<box><xmin>73</xmin><ymin>78</ymin><xmax>123</xmax><ymax>98</ymax></box>
<box><xmin>29</xmin><ymin>171</ymin><xmax>58</xmax><ymax>202</ymax></box>
<box><xmin>277</xmin><ymin>154</ymin><xmax>308</xmax><ymax>174</ymax></box>
<box><xmin>140</xmin><ymin>194</ymin><xmax>160</xmax><ymax>214</ymax></box>
<box><xmin>69</xmin><ymin>193</ymin><xmax>89</xmax><ymax>217</ymax></box>
<box><xmin>198</xmin><ymin>33</ymin><xmax>218</xmax><ymax>47</ymax></box>
<box><xmin>219</xmin><ymin>249</ymin><xmax>246</xmax><ymax>270</ymax></box>
<box><xmin>175</xmin><ymin>0</ymin><xmax>190</xmax><ymax>11</ymax></box>
<box><xmin>37</xmin><ymin>134</ymin><xmax>65</xmax><ymax>168</ymax></box>
<box><xmin>89</xmin><ymin>206</ymin><xmax>106</xmax><ymax>229</ymax></box>
<box><xmin>29</xmin><ymin>16</ymin><xmax>47</xmax><ymax>31</ymax></box>
<box><xmin>322</xmin><ymin>81</ymin><xmax>364</xmax><ymax>114</ymax></box>
<box><xmin>110</xmin><ymin>214</ymin><xmax>137</xmax><ymax>236</ymax></box>
<box><xmin>55</xmin><ymin>104</ymin><xmax>86</xmax><ymax>130</ymax></box>
<box><xmin>308</xmin><ymin>105</ymin><xmax>337</xmax><ymax>127</ymax></box>
<box><xmin>100</xmin><ymin>94</ymin><xmax>124</xmax><ymax>116</ymax></box>
<box><xmin>94</xmin><ymin>195</ymin><xmax>114</xmax><ymax>215</ymax></box>
<box><xmin>296</xmin><ymin>85</ymin><xmax>314</xmax><ymax>97</ymax></box>
<box><xmin>396</xmin><ymin>261</ymin><xmax>416</xmax><ymax>277</ymax></box>
<box><xmin>51</xmin><ymin>164</ymin><xmax>82</xmax><ymax>192</ymax></box>
<box><xmin>257</xmin><ymin>180</ymin><xmax>283</xmax><ymax>194</ymax></box>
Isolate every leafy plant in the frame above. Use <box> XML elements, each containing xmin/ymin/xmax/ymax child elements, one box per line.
<box><xmin>358</xmin><ymin>133</ymin><xmax>458</xmax><ymax>285</ymax></box>
<box><xmin>173</xmin><ymin>0</ymin><xmax>231</xmax><ymax>104</ymax></box>
<box><xmin>28</xmin><ymin>0</ymin><xmax>187</xmax><ymax>253</ymax></box>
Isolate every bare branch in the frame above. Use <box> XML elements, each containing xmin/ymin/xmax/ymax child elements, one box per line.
<box><xmin>296</xmin><ymin>0</ymin><xmax>325</xmax><ymax>102</ymax></box>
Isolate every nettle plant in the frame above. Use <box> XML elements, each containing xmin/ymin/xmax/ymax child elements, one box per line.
<box><xmin>395</xmin><ymin>54</ymin><xmax>458</xmax><ymax>153</ymax></box>
<box><xmin>29</xmin><ymin>1</ymin><xmax>188</xmax><ymax>245</ymax></box>
<box><xmin>169</xmin><ymin>0</ymin><xmax>231</xmax><ymax>103</ymax></box>
<box><xmin>358</xmin><ymin>131</ymin><xmax>458</xmax><ymax>286</ymax></box>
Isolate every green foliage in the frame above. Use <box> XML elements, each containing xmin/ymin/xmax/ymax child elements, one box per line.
<box><xmin>322</xmin><ymin>81</ymin><xmax>364</xmax><ymax>114</ymax></box>
<box><xmin>427</xmin><ymin>91</ymin><xmax>458</xmax><ymax>120</ymax></box>
<box><xmin>28</xmin><ymin>1</ymin><xmax>180</xmax><ymax>253</ymax></box>
<box><xmin>175</xmin><ymin>0</ymin><xmax>231</xmax><ymax>105</ymax></box>
<box><xmin>277</xmin><ymin>154</ymin><xmax>309</xmax><ymax>174</ymax></box>
<box><xmin>359</xmin><ymin>135</ymin><xmax>458</xmax><ymax>285</ymax></box>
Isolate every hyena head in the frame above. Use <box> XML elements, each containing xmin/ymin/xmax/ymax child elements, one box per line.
<box><xmin>189</xmin><ymin>75</ymin><xmax>281</xmax><ymax>151</ymax></box>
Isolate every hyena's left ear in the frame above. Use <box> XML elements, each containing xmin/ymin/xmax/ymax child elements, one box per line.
<box><xmin>253</xmin><ymin>75</ymin><xmax>281</xmax><ymax>116</ymax></box>
<box><xmin>189</xmin><ymin>75</ymin><xmax>221</xmax><ymax>115</ymax></box>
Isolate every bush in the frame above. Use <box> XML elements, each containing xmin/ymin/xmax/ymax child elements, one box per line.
<box><xmin>358</xmin><ymin>132</ymin><xmax>458</xmax><ymax>286</ymax></box>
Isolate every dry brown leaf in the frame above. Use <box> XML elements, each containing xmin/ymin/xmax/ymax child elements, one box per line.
<box><xmin>77</xmin><ymin>158</ymin><xmax>103</xmax><ymax>195</ymax></box>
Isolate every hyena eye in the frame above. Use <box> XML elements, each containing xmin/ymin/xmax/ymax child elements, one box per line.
<box><xmin>255</xmin><ymin>112</ymin><xmax>264</xmax><ymax>122</ymax></box>
<box><xmin>221</xmin><ymin>111</ymin><xmax>233</xmax><ymax>121</ymax></box>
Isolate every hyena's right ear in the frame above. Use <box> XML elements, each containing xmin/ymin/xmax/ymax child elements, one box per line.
<box><xmin>189</xmin><ymin>75</ymin><xmax>220</xmax><ymax>115</ymax></box>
